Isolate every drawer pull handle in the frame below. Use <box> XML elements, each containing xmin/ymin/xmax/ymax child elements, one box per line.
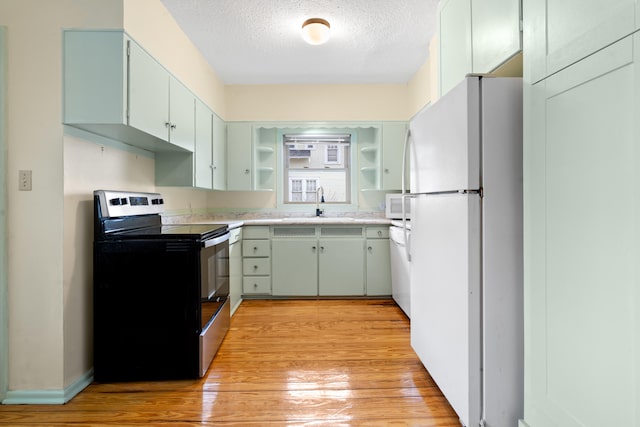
<box><xmin>377</xmin><ymin>230</ymin><xmax>382</xmax><ymax>236</ymax></box>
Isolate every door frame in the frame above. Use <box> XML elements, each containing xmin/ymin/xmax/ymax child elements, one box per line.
<box><xmin>0</xmin><ymin>25</ymin><xmax>8</xmax><ymax>402</ymax></box>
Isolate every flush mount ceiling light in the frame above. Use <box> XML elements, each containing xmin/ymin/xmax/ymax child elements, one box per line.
<box><xmin>301</xmin><ymin>18</ymin><xmax>331</xmax><ymax>45</ymax></box>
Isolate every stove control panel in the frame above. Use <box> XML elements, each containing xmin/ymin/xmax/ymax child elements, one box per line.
<box><xmin>95</xmin><ymin>190</ymin><xmax>164</xmax><ymax>218</ymax></box>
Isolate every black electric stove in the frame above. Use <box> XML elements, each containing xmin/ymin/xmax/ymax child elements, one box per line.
<box><xmin>93</xmin><ymin>190</ymin><xmax>231</xmax><ymax>382</ymax></box>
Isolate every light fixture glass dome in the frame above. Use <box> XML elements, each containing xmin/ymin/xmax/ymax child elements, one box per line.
<box><xmin>301</xmin><ymin>18</ymin><xmax>331</xmax><ymax>45</ymax></box>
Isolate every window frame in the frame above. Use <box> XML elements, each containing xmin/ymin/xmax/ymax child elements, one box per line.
<box><xmin>277</xmin><ymin>127</ymin><xmax>358</xmax><ymax>212</ymax></box>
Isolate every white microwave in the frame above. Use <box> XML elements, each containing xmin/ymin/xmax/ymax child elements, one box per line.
<box><xmin>385</xmin><ymin>194</ymin><xmax>411</xmax><ymax>219</ymax></box>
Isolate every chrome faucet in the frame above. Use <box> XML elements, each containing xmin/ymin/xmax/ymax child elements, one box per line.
<box><xmin>315</xmin><ymin>186</ymin><xmax>325</xmax><ymax>216</ymax></box>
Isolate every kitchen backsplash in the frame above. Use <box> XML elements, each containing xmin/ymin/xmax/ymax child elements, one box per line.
<box><xmin>162</xmin><ymin>210</ymin><xmax>385</xmax><ymax>224</ymax></box>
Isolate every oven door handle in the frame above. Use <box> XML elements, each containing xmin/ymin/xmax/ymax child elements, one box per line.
<box><xmin>203</xmin><ymin>231</ymin><xmax>231</xmax><ymax>248</ymax></box>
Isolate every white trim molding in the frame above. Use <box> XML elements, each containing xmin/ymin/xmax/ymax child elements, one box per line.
<box><xmin>2</xmin><ymin>369</ymin><xmax>93</xmax><ymax>405</ymax></box>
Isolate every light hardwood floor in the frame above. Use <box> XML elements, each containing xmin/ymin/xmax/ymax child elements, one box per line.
<box><xmin>0</xmin><ymin>299</ymin><xmax>460</xmax><ymax>426</ymax></box>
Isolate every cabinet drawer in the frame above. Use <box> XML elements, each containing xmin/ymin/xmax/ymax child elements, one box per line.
<box><xmin>243</xmin><ymin>277</ymin><xmax>271</xmax><ymax>294</ymax></box>
<box><xmin>366</xmin><ymin>227</ymin><xmax>389</xmax><ymax>239</ymax></box>
<box><xmin>242</xmin><ymin>240</ymin><xmax>270</xmax><ymax>257</ymax></box>
<box><xmin>243</xmin><ymin>258</ymin><xmax>271</xmax><ymax>276</ymax></box>
<box><xmin>243</xmin><ymin>226</ymin><xmax>270</xmax><ymax>239</ymax></box>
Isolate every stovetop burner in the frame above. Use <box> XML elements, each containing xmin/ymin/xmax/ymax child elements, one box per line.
<box><xmin>110</xmin><ymin>223</ymin><xmax>229</xmax><ymax>241</ymax></box>
<box><xmin>93</xmin><ymin>190</ymin><xmax>228</xmax><ymax>242</ymax></box>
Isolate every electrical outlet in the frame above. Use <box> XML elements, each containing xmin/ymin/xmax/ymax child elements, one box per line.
<box><xmin>19</xmin><ymin>170</ymin><xmax>32</xmax><ymax>191</ymax></box>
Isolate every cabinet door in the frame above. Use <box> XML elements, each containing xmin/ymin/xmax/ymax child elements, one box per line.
<box><xmin>194</xmin><ymin>99</ymin><xmax>212</xmax><ymax>189</ymax></box>
<box><xmin>226</xmin><ymin>122</ymin><xmax>253</xmax><ymax>191</ymax></box>
<box><xmin>318</xmin><ymin>238</ymin><xmax>364</xmax><ymax>296</ymax></box>
<box><xmin>128</xmin><ymin>41</ymin><xmax>169</xmax><ymax>142</ymax></box>
<box><xmin>471</xmin><ymin>0</ymin><xmax>521</xmax><ymax>73</ymax></box>
<box><xmin>212</xmin><ymin>113</ymin><xmax>227</xmax><ymax>190</ymax></box>
<box><xmin>168</xmin><ymin>76</ymin><xmax>195</xmax><ymax>152</ymax></box>
<box><xmin>381</xmin><ymin>122</ymin><xmax>407</xmax><ymax>190</ymax></box>
<box><xmin>272</xmin><ymin>239</ymin><xmax>318</xmax><ymax>296</ymax></box>
<box><xmin>439</xmin><ymin>0</ymin><xmax>472</xmax><ymax>97</ymax></box>
<box><xmin>366</xmin><ymin>239</ymin><xmax>391</xmax><ymax>296</ymax></box>
<box><xmin>523</xmin><ymin>35</ymin><xmax>639</xmax><ymax>427</ymax></box>
<box><xmin>63</xmin><ymin>30</ymin><xmax>127</xmax><ymax>125</ymax></box>
<box><xmin>524</xmin><ymin>0</ymin><xmax>640</xmax><ymax>84</ymax></box>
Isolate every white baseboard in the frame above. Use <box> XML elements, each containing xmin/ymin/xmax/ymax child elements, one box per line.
<box><xmin>230</xmin><ymin>298</ymin><xmax>243</xmax><ymax>317</ymax></box>
<box><xmin>1</xmin><ymin>369</ymin><xmax>93</xmax><ymax>405</ymax></box>
<box><xmin>518</xmin><ymin>419</ymin><xmax>531</xmax><ymax>427</ymax></box>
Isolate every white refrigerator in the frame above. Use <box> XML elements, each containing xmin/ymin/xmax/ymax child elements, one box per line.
<box><xmin>409</xmin><ymin>76</ymin><xmax>523</xmax><ymax>427</ymax></box>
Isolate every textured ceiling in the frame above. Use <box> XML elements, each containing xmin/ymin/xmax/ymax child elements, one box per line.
<box><xmin>160</xmin><ymin>0</ymin><xmax>439</xmax><ymax>85</ymax></box>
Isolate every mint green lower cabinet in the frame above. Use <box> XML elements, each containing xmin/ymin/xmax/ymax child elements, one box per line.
<box><xmin>523</xmin><ymin>34</ymin><xmax>639</xmax><ymax>427</ymax></box>
<box><xmin>242</xmin><ymin>227</ymin><xmax>271</xmax><ymax>296</ymax></box>
<box><xmin>365</xmin><ymin>239</ymin><xmax>391</xmax><ymax>296</ymax></box>
<box><xmin>272</xmin><ymin>239</ymin><xmax>318</xmax><ymax>296</ymax></box>
<box><xmin>318</xmin><ymin>238</ymin><xmax>364</xmax><ymax>296</ymax></box>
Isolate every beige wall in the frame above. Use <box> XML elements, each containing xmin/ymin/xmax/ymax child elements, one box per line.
<box><xmin>123</xmin><ymin>0</ymin><xmax>226</xmax><ymax>118</ymax></box>
<box><xmin>0</xmin><ymin>0</ymin><xmax>123</xmax><ymax>392</ymax></box>
<box><xmin>407</xmin><ymin>36</ymin><xmax>439</xmax><ymax>118</ymax></box>
<box><xmin>226</xmin><ymin>84</ymin><xmax>410</xmax><ymax>122</ymax></box>
<box><xmin>63</xmin><ymin>133</ymin><xmax>155</xmax><ymax>387</ymax></box>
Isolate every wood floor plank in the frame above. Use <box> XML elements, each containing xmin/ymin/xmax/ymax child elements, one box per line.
<box><xmin>0</xmin><ymin>299</ymin><xmax>460</xmax><ymax>426</ymax></box>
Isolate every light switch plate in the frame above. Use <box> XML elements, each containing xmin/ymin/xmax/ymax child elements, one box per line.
<box><xmin>19</xmin><ymin>170</ymin><xmax>32</xmax><ymax>191</ymax></box>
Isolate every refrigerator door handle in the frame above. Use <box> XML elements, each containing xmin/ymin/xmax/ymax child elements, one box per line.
<box><xmin>401</xmin><ymin>128</ymin><xmax>412</xmax><ymax>262</ymax></box>
<box><xmin>401</xmin><ymin>193</ymin><xmax>415</xmax><ymax>262</ymax></box>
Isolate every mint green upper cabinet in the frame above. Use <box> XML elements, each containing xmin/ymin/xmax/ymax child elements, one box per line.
<box><xmin>194</xmin><ymin>99</ymin><xmax>213</xmax><ymax>189</ymax></box>
<box><xmin>128</xmin><ymin>39</ymin><xmax>170</xmax><ymax>143</ymax></box>
<box><xmin>226</xmin><ymin>122</ymin><xmax>253</xmax><ymax>191</ymax></box>
<box><xmin>63</xmin><ymin>30</ymin><xmax>195</xmax><ymax>153</ymax></box>
<box><xmin>471</xmin><ymin>0</ymin><xmax>522</xmax><ymax>73</ymax></box>
<box><xmin>439</xmin><ymin>0</ymin><xmax>523</xmax><ymax>96</ymax></box>
<box><xmin>212</xmin><ymin>114</ymin><xmax>227</xmax><ymax>190</ymax></box>
<box><xmin>129</xmin><ymin>45</ymin><xmax>195</xmax><ymax>151</ymax></box>
<box><xmin>439</xmin><ymin>0</ymin><xmax>473</xmax><ymax>96</ymax></box>
<box><xmin>63</xmin><ymin>31</ymin><xmax>127</xmax><ymax>125</ymax></box>
<box><xmin>381</xmin><ymin>122</ymin><xmax>408</xmax><ymax>190</ymax></box>
<box><xmin>524</xmin><ymin>0</ymin><xmax>639</xmax><ymax>83</ymax></box>
<box><xmin>167</xmin><ymin>77</ymin><xmax>195</xmax><ymax>152</ymax></box>
<box><xmin>523</xmin><ymin>34</ymin><xmax>639</xmax><ymax>427</ymax></box>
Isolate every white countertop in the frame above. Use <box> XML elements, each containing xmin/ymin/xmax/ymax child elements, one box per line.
<box><xmin>190</xmin><ymin>217</ymin><xmax>391</xmax><ymax>227</ymax></box>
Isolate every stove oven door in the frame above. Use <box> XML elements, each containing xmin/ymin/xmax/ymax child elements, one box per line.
<box><xmin>199</xmin><ymin>232</ymin><xmax>231</xmax><ymax>376</ymax></box>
